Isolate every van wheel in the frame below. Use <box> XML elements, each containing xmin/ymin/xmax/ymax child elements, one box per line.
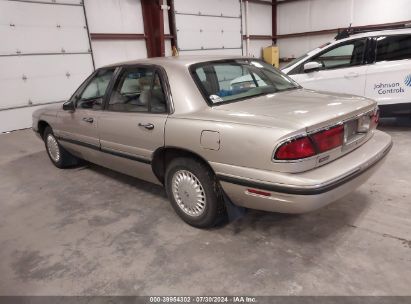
<box><xmin>43</xmin><ymin>126</ymin><xmax>80</xmax><ymax>168</ymax></box>
<box><xmin>165</xmin><ymin>158</ymin><xmax>227</xmax><ymax>228</ymax></box>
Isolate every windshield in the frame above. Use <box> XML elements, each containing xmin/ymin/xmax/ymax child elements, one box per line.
<box><xmin>191</xmin><ymin>59</ymin><xmax>300</xmax><ymax>105</ymax></box>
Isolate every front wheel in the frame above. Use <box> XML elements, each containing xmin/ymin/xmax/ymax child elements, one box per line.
<box><xmin>44</xmin><ymin>126</ymin><xmax>80</xmax><ymax>168</ymax></box>
<box><xmin>165</xmin><ymin>158</ymin><xmax>227</xmax><ymax>228</ymax></box>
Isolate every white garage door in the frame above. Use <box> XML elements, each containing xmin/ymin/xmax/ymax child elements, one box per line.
<box><xmin>174</xmin><ymin>0</ymin><xmax>243</xmax><ymax>56</ymax></box>
<box><xmin>84</xmin><ymin>0</ymin><xmax>148</xmax><ymax>68</ymax></box>
<box><xmin>0</xmin><ymin>0</ymin><xmax>94</xmax><ymax>133</ymax></box>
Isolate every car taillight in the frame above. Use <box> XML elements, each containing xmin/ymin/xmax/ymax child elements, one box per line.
<box><xmin>371</xmin><ymin>109</ymin><xmax>379</xmax><ymax>128</ymax></box>
<box><xmin>274</xmin><ymin>137</ymin><xmax>316</xmax><ymax>160</ymax></box>
<box><xmin>274</xmin><ymin>125</ymin><xmax>344</xmax><ymax>161</ymax></box>
<box><xmin>311</xmin><ymin>125</ymin><xmax>344</xmax><ymax>153</ymax></box>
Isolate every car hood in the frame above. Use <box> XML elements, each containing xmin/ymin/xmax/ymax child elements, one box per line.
<box><xmin>202</xmin><ymin>89</ymin><xmax>376</xmax><ymax>132</ymax></box>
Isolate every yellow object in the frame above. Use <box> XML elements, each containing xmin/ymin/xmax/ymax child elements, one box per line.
<box><xmin>172</xmin><ymin>45</ymin><xmax>179</xmax><ymax>57</ymax></box>
<box><xmin>263</xmin><ymin>46</ymin><xmax>279</xmax><ymax>68</ymax></box>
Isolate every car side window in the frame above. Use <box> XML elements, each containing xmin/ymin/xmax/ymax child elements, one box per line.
<box><xmin>376</xmin><ymin>35</ymin><xmax>411</xmax><ymax>62</ymax></box>
<box><xmin>150</xmin><ymin>72</ymin><xmax>167</xmax><ymax>113</ymax></box>
<box><xmin>76</xmin><ymin>69</ymin><xmax>115</xmax><ymax>110</ymax></box>
<box><xmin>310</xmin><ymin>39</ymin><xmax>366</xmax><ymax>70</ymax></box>
<box><xmin>108</xmin><ymin>67</ymin><xmax>167</xmax><ymax>113</ymax></box>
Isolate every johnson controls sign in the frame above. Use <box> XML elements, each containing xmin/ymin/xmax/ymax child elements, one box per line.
<box><xmin>373</xmin><ymin>75</ymin><xmax>411</xmax><ymax>95</ymax></box>
<box><xmin>405</xmin><ymin>74</ymin><xmax>411</xmax><ymax>87</ymax></box>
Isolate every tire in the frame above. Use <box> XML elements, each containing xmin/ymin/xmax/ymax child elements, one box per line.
<box><xmin>43</xmin><ymin>126</ymin><xmax>80</xmax><ymax>168</ymax></box>
<box><xmin>165</xmin><ymin>157</ymin><xmax>227</xmax><ymax>228</ymax></box>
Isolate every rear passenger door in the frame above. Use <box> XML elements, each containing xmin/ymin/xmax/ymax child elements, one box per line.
<box><xmin>291</xmin><ymin>39</ymin><xmax>368</xmax><ymax>96</ymax></box>
<box><xmin>97</xmin><ymin>65</ymin><xmax>170</xmax><ymax>183</ymax></box>
<box><xmin>365</xmin><ymin>34</ymin><xmax>411</xmax><ymax>107</ymax></box>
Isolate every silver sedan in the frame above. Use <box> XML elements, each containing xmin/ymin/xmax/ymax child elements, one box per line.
<box><xmin>32</xmin><ymin>56</ymin><xmax>392</xmax><ymax>228</ymax></box>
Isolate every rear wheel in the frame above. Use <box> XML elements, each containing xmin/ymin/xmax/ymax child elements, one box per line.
<box><xmin>165</xmin><ymin>158</ymin><xmax>227</xmax><ymax>228</ymax></box>
<box><xmin>44</xmin><ymin>126</ymin><xmax>80</xmax><ymax>168</ymax></box>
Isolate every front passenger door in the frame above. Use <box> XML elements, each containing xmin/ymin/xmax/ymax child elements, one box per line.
<box><xmin>56</xmin><ymin>68</ymin><xmax>115</xmax><ymax>160</ymax></box>
<box><xmin>291</xmin><ymin>39</ymin><xmax>368</xmax><ymax>96</ymax></box>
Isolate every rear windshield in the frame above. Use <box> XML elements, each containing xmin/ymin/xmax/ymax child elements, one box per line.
<box><xmin>190</xmin><ymin>59</ymin><xmax>300</xmax><ymax>105</ymax></box>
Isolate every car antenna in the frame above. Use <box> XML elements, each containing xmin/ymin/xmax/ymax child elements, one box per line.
<box><xmin>335</xmin><ymin>23</ymin><xmax>353</xmax><ymax>40</ymax></box>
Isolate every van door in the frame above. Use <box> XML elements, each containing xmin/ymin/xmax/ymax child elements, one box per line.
<box><xmin>365</xmin><ymin>35</ymin><xmax>411</xmax><ymax>115</ymax></box>
<box><xmin>290</xmin><ymin>39</ymin><xmax>368</xmax><ymax>96</ymax></box>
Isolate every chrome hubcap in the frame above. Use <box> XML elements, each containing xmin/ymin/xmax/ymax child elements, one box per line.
<box><xmin>171</xmin><ymin>170</ymin><xmax>206</xmax><ymax>217</ymax></box>
<box><xmin>46</xmin><ymin>134</ymin><xmax>60</xmax><ymax>163</ymax></box>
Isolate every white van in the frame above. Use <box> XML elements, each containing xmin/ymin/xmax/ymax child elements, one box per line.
<box><xmin>281</xmin><ymin>28</ymin><xmax>411</xmax><ymax>117</ymax></box>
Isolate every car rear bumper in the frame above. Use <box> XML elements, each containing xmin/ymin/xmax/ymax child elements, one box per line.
<box><xmin>214</xmin><ymin>130</ymin><xmax>392</xmax><ymax>213</ymax></box>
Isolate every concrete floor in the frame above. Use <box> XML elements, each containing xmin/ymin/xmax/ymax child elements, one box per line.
<box><xmin>0</xmin><ymin>120</ymin><xmax>410</xmax><ymax>296</ymax></box>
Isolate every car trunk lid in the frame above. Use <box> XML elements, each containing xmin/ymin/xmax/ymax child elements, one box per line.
<box><xmin>213</xmin><ymin>88</ymin><xmax>376</xmax><ymax>132</ymax></box>
<box><xmin>208</xmin><ymin>88</ymin><xmax>378</xmax><ymax>172</ymax></box>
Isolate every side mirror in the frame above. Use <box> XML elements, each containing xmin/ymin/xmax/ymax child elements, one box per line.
<box><xmin>304</xmin><ymin>61</ymin><xmax>323</xmax><ymax>73</ymax></box>
<box><xmin>63</xmin><ymin>100</ymin><xmax>75</xmax><ymax>112</ymax></box>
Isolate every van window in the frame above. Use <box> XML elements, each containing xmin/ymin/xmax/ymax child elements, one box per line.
<box><xmin>376</xmin><ymin>35</ymin><xmax>411</xmax><ymax>62</ymax></box>
<box><xmin>310</xmin><ymin>39</ymin><xmax>366</xmax><ymax>70</ymax></box>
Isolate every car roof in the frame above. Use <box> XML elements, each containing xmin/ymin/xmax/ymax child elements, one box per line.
<box><xmin>101</xmin><ymin>55</ymin><xmax>249</xmax><ymax>69</ymax></box>
<box><xmin>342</xmin><ymin>28</ymin><xmax>411</xmax><ymax>40</ymax></box>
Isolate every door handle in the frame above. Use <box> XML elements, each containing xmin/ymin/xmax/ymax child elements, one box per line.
<box><xmin>82</xmin><ymin>117</ymin><xmax>94</xmax><ymax>123</ymax></box>
<box><xmin>138</xmin><ymin>123</ymin><xmax>154</xmax><ymax>130</ymax></box>
<box><xmin>344</xmin><ymin>72</ymin><xmax>359</xmax><ymax>79</ymax></box>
